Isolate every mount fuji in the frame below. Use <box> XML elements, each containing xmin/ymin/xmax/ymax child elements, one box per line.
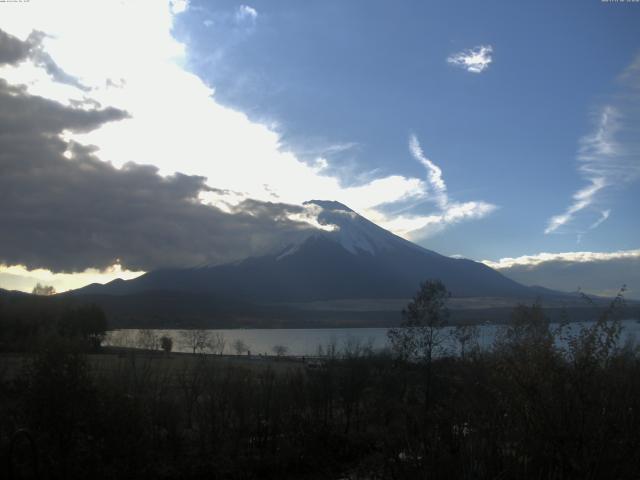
<box><xmin>75</xmin><ymin>200</ymin><xmax>540</xmax><ymax>303</ymax></box>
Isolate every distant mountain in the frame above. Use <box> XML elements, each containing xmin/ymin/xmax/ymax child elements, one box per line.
<box><xmin>0</xmin><ymin>287</ymin><xmax>28</xmax><ymax>297</ymax></box>
<box><xmin>74</xmin><ymin>200</ymin><xmax>546</xmax><ymax>302</ymax></box>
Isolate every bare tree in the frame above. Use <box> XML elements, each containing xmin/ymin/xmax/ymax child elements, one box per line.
<box><xmin>232</xmin><ymin>339</ymin><xmax>248</xmax><ymax>356</ymax></box>
<box><xmin>388</xmin><ymin>280</ymin><xmax>450</xmax><ymax>411</ymax></box>
<box><xmin>342</xmin><ymin>335</ymin><xmax>374</xmax><ymax>359</ymax></box>
<box><xmin>180</xmin><ymin>329</ymin><xmax>211</xmax><ymax>355</ymax></box>
<box><xmin>272</xmin><ymin>344</ymin><xmax>288</xmax><ymax>357</ymax></box>
<box><xmin>388</xmin><ymin>280</ymin><xmax>450</xmax><ymax>363</ymax></box>
<box><xmin>451</xmin><ymin>323</ymin><xmax>480</xmax><ymax>359</ymax></box>
<box><xmin>136</xmin><ymin>329</ymin><xmax>159</xmax><ymax>351</ymax></box>
<box><xmin>316</xmin><ymin>336</ymin><xmax>338</xmax><ymax>359</ymax></box>
<box><xmin>208</xmin><ymin>332</ymin><xmax>226</xmax><ymax>355</ymax></box>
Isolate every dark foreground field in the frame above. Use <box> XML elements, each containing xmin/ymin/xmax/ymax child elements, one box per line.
<box><xmin>2</xmin><ymin>304</ymin><xmax>640</xmax><ymax>480</ymax></box>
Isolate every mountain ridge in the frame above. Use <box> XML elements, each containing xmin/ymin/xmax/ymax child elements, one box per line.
<box><xmin>72</xmin><ymin>200</ymin><xmax>550</xmax><ymax>302</ymax></box>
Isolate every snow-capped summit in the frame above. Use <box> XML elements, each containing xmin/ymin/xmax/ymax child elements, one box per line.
<box><xmin>303</xmin><ymin>199</ymin><xmax>413</xmax><ymax>255</ymax></box>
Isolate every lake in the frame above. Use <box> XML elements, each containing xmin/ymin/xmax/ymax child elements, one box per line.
<box><xmin>105</xmin><ymin>319</ymin><xmax>640</xmax><ymax>357</ymax></box>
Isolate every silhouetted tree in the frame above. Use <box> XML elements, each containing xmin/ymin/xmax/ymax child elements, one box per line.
<box><xmin>57</xmin><ymin>304</ymin><xmax>107</xmax><ymax>350</ymax></box>
<box><xmin>388</xmin><ymin>280</ymin><xmax>450</xmax><ymax>413</ymax></box>
<box><xmin>32</xmin><ymin>283</ymin><xmax>56</xmax><ymax>296</ymax></box>
<box><xmin>388</xmin><ymin>280</ymin><xmax>450</xmax><ymax>362</ymax></box>
<box><xmin>209</xmin><ymin>332</ymin><xmax>226</xmax><ymax>355</ymax></box>
<box><xmin>136</xmin><ymin>329</ymin><xmax>158</xmax><ymax>350</ymax></box>
<box><xmin>233</xmin><ymin>339</ymin><xmax>248</xmax><ymax>355</ymax></box>
<box><xmin>180</xmin><ymin>329</ymin><xmax>211</xmax><ymax>354</ymax></box>
<box><xmin>272</xmin><ymin>344</ymin><xmax>288</xmax><ymax>357</ymax></box>
<box><xmin>451</xmin><ymin>323</ymin><xmax>480</xmax><ymax>359</ymax></box>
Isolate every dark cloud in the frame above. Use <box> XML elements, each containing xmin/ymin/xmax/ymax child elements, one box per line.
<box><xmin>0</xmin><ymin>28</ymin><xmax>88</xmax><ymax>90</ymax></box>
<box><xmin>496</xmin><ymin>256</ymin><xmax>640</xmax><ymax>300</ymax></box>
<box><xmin>0</xmin><ymin>29</ymin><xmax>31</xmax><ymax>65</ymax></box>
<box><xmin>0</xmin><ymin>80</ymin><xmax>124</xmax><ymax>135</ymax></box>
<box><xmin>0</xmin><ymin>78</ymin><xmax>315</xmax><ymax>272</ymax></box>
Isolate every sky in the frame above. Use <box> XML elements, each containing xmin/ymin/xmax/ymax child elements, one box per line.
<box><xmin>0</xmin><ymin>0</ymin><xmax>639</xmax><ymax>298</ymax></box>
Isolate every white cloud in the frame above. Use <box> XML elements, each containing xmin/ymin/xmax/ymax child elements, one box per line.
<box><xmin>170</xmin><ymin>0</ymin><xmax>189</xmax><ymax>15</ymax></box>
<box><xmin>482</xmin><ymin>248</ymin><xmax>640</xmax><ymax>270</ymax></box>
<box><xmin>545</xmin><ymin>176</ymin><xmax>608</xmax><ymax>234</ymax></box>
<box><xmin>236</xmin><ymin>5</ymin><xmax>258</xmax><ymax>23</ymax></box>
<box><xmin>545</xmin><ymin>55</ymin><xmax>640</xmax><ymax>236</ymax></box>
<box><xmin>589</xmin><ymin>209</ymin><xmax>610</xmax><ymax>230</ymax></box>
<box><xmin>545</xmin><ymin>106</ymin><xmax>619</xmax><ymax>234</ymax></box>
<box><xmin>409</xmin><ymin>134</ymin><xmax>448</xmax><ymax>209</ymax></box>
<box><xmin>482</xmin><ymin>248</ymin><xmax>640</xmax><ymax>299</ymax></box>
<box><xmin>379</xmin><ymin>135</ymin><xmax>497</xmax><ymax>238</ymax></box>
<box><xmin>447</xmin><ymin>45</ymin><xmax>493</xmax><ymax>74</ymax></box>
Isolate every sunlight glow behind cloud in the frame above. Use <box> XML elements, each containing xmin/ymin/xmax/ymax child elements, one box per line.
<box><xmin>0</xmin><ymin>0</ymin><xmax>499</xmax><ymax>290</ymax></box>
<box><xmin>0</xmin><ymin>263</ymin><xmax>144</xmax><ymax>294</ymax></box>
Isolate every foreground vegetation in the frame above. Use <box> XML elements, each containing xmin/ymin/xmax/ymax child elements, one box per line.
<box><xmin>1</xmin><ymin>286</ymin><xmax>639</xmax><ymax>479</ymax></box>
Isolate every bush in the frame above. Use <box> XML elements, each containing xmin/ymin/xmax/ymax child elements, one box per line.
<box><xmin>160</xmin><ymin>335</ymin><xmax>173</xmax><ymax>354</ymax></box>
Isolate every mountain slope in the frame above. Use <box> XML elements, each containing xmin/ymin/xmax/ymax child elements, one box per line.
<box><xmin>75</xmin><ymin>200</ymin><xmax>539</xmax><ymax>302</ymax></box>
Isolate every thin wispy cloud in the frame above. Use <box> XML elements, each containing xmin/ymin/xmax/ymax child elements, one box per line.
<box><xmin>589</xmin><ymin>209</ymin><xmax>610</xmax><ymax>230</ymax></box>
<box><xmin>447</xmin><ymin>45</ymin><xmax>493</xmax><ymax>74</ymax></box>
<box><xmin>545</xmin><ymin>54</ymin><xmax>640</xmax><ymax>236</ymax></box>
<box><xmin>544</xmin><ymin>174</ymin><xmax>608</xmax><ymax>234</ymax></box>
<box><xmin>378</xmin><ymin>135</ymin><xmax>497</xmax><ymax>238</ymax></box>
<box><xmin>409</xmin><ymin>134</ymin><xmax>448</xmax><ymax>209</ymax></box>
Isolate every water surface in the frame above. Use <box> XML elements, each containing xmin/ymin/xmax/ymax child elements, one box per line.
<box><xmin>105</xmin><ymin>319</ymin><xmax>640</xmax><ymax>357</ymax></box>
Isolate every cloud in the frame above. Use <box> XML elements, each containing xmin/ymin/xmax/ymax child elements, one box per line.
<box><xmin>447</xmin><ymin>45</ymin><xmax>493</xmax><ymax>74</ymax></box>
<box><xmin>483</xmin><ymin>249</ymin><xmax>640</xmax><ymax>269</ymax></box>
<box><xmin>589</xmin><ymin>209</ymin><xmax>610</xmax><ymax>230</ymax></box>
<box><xmin>0</xmin><ymin>12</ymin><xmax>422</xmax><ymax>219</ymax></box>
<box><xmin>0</xmin><ymin>79</ymin><xmax>320</xmax><ymax>272</ymax></box>
<box><xmin>545</xmin><ymin>107</ymin><xmax>616</xmax><ymax>234</ymax></box>
<box><xmin>483</xmin><ymin>249</ymin><xmax>640</xmax><ymax>299</ymax></box>
<box><xmin>0</xmin><ymin>28</ymin><xmax>31</xmax><ymax>65</ymax></box>
<box><xmin>0</xmin><ymin>79</ymin><xmax>125</xmax><ymax>134</ymax></box>
<box><xmin>236</xmin><ymin>5</ymin><xmax>258</xmax><ymax>23</ymax></box>
<box><xmin>545</xmin><ymin>55</ymin><xmax>640</xmax><ymax>235</ymax></box>
<box><xmin>378</xmin><ymin>135</ymin><xmax>497</xmax><ymax>238</ymax></box>
<box><xmin>544</xmin><ymin>176</ymin><xmax>608</xmax><ymax>234</ymax></box>
<box><xmin>170</xmin><ymin>0</ymin><xmax>189</xmax><ymax>15</ymax></box>
<box><xmin>0</xmin><ymin>2</ymin><xmax>498</xmax><ymax>280</ymax></box>
<box><xmin>409</xmin><ymin>134</ymin><xmax>448</xmax><ymax>209</ymax></box>
<box><xmin>0</xmin><ymin>11</ymin><xmax>444</xmax><ymax>241</ymax></box>
<box><xmin>0</xmin><ymin>28</ymin><xmax>87</xmax><ymax>90</ymax></box>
